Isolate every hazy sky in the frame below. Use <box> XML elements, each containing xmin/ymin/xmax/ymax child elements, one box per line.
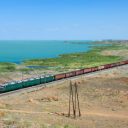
<box><xmin>0</xmin><ymin>0</ymin><xmax>128</xmax><ymax>40</ymax></box>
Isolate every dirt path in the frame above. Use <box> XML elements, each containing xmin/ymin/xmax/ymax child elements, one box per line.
<box><xmin>0</xmin><ymin>109</ymin><xmax>128</xmax><ymax>119</ymax></box>
<box><xmin>83</xmin><ymin>112</ymin><xmax>128</xmax><ymax>119</ymax></box>
<box><xmin>0</xmin><ymin>109</ymin><xmax>48</xmax><ymax>114</ymax></box>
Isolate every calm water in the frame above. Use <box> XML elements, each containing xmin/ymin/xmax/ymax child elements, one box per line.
<box><xmin>0</xmin><ymin>40</ymin><xmax>93</xmax><ymax>63</ymax></box>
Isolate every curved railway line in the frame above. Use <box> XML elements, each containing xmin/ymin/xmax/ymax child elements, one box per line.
<box><xmin>0</xmin><ymin>61</ymin><xmax>128</xmax><ymax>97</ymax></box>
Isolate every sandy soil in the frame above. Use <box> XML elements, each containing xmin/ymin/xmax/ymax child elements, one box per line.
<box><xmin>0</xmin><ymin>65</ymin><xmax>128</xmax><ymax>128</ymax></box>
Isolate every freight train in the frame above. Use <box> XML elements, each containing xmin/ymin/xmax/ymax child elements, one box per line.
<box><xmin>0</xmin><ymin>60</ymin><xmax>128</xmax><ymax>93</ymax></box>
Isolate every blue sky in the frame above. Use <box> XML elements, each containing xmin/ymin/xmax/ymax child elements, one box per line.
<box><xmin>0</xmin><ymin>0</ymin><xmax>128</xmax><ymax>40</ymax></box>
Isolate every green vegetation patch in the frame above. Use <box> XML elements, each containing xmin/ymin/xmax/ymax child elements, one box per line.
<box><xmin>0</xmin><ymin>43</ymin><xmax>127</xmax><ymax>73</ymax></box>
<box><xmin>0</xmin><ymin>62</ymin><xmax>16</xmax><ymax>72</ymax></box>
<box><xmin>23</xmin><ymin>44</ymin><xmax>123</xmax><ymax>70</ymax></box>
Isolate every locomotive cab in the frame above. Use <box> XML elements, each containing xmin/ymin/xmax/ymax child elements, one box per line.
<box><xmin>0</xmin><ymin>86</ymin><xmax>5</xmax><ymax>93</ymax></box>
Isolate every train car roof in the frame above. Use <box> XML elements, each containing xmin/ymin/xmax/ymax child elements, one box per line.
<box><xmin>23</xmin><ymin>79</ymin><xmax>28</xmax><ymax>82</ymax></box>
<box><xmin>0</xmin><ymin>86</ymin><xmax>4</xmax><ymax>88</ymax></box>
<box><xmin>1</xmin><ymin>84</ymin><xmax>7</xmax><ymax>87</ymax></box>
<box><xmin>0</xmin><ymin>74</ymin><xmax>54</xmax><ymax>87</ymax></box>
<box><xmin>10</xmin><ymin>82</ymin><xmax>17</xmax><ymax>84</ymax></box>
<box><xmin>29</xmin><ymin>78</ymin><xmax>35</xmax><ymax>80</ymax></box>
<box><xmin>35</xmin><ymin>77</ymin><xmax>40</xmax><ymax>79</ymax></box>
<box><xmin>1</xmin><ymin>83</ymin><xmax>10</xmax><ymax>87</ymax></box>
<box><xmin>17</xmin><ymin>80</ymin><xmax>22</xmax><ymax>83</ymax></box>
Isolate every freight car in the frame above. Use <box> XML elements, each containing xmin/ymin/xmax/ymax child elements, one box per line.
<box><xmin>0</xmin><ymin>60</ymin><xmax>128</xmax><ymax>93</ymax></box>
<box><xmin>84</xmin><ymin>68</ymin><xmax>92</xmax><ymax>73</ymax></box>
<box><xmin>65</xmin><ymin>71</ymin><xmax>76</xmax><ymax>78</ymax></box>
<box><xmin>75</xmin><ymin>69</ymin><xmax>84</xmax><ymax>75</ymax></box>
<box><xmin>55</xmin><ymin>73</ymin><xmax>66</xmax><ymax>80</ymax></box>
<box><xmin>91</xmin><ymin>66</ymin><xmax>98</xmax><ymax>72</ymax></box>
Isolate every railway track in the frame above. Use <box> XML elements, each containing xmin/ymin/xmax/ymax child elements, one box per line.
<box><xmin>0</xmin><ymin>64</ymin><xmax>127</xmax><ymax>97</ymax></box>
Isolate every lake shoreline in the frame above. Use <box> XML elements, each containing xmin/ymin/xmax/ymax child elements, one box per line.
<box><xmin>0</xmin><ymin>40</ymin><xmax>94</xmax><ymax>63</ymax></box>
<box><xmin>0</xmin><ymin>40</ymin><xmax>127</xmax><ymax>73</ymax></box>
<box><xmin>0</xmin><ymin>40</ymin><xmax>127</xmax><ymax>84</ymax></box>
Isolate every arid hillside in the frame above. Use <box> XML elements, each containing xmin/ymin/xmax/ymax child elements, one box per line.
<box><xmin>0</xmin><ymin>65</ymin><xmax>128</xmax><ymax>128</ymax></box>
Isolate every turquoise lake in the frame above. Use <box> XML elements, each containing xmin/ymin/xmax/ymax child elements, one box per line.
<box><xmin>0</xmin><ymin>40</ymin><xmax>93</xmax><ymax>63</ymax></box>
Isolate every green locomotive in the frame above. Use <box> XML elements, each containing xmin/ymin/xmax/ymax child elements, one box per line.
<box><xmin>0</xmin><ymin>75</ymin><xmax>55</xmax><ymax>93</ymax></box>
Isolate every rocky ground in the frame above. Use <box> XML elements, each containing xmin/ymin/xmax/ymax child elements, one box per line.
<box><xmin>0</xmin><ymin>65</ymin><xmax>128</xmax><ymax>128</ymax></box>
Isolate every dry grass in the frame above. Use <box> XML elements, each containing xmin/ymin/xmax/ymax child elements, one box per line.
<box><xmin>0</xmin><ymin>65</ymin><xmax>128</xmax><ymax>128</ymax></box>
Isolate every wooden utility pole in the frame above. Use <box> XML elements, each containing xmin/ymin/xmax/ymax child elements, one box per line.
<box><xmin>68</xmin><ymin>81</ymin><xmax>81</xmax><ymax>118</ymax></box>
<box><xmin>68</xmin><ymin>81</ymin><xmax>71</xmax><ymax>117</ymax></box>
<box><xmin>75</xmin><ymin>82</ymin><xmax>81</xmax><ymax>117</ymax></box>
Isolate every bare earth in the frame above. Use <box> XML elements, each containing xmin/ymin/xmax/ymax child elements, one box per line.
<box><xmin>101</xmin><ymin>49</ymin><xmax>128</xmax><ymax>59</ymax></box>
<box><xmin>0</xmin><ymin>65</ymin><xmax>128</xmax><ymax>128</ymax></box>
